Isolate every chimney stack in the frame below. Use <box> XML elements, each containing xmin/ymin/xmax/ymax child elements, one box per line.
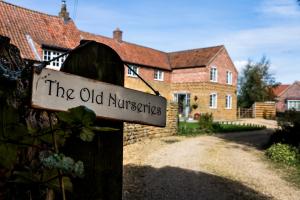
<box><xmin>113</xmin><ymin>28</ymin><xmax>123</xmax><ymax>42</ymax></box>
<box><xmin>59</xmin><ymin>0</ymin><xmax>70</xmax><ymax>22</ymax></box>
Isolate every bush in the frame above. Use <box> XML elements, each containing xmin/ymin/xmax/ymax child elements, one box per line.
<box><xmin>269</xmin><ymin>110</ymin><xmax>300</xmax><ymax>148</ymax></box>
<box><xmin>198</xmin><ymin>113</ymin><xmax>213</xmax><ymax>131</ymax></box>
<box><xmin>266</xmin><ymin>143</ymin><xmax>299</xmax><ymax>166</ymax></box>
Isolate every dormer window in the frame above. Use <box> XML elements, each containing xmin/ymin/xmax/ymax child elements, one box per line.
<box><xmin>127</xmin><ymin>65</ymin><xmax>139</xmax><ymax>77</ymax></box>
<box><xmin>210</xmin><ymin>66</ymin><xmax>218</xmax><ymax>82</ymax></box>
<box><xmin>154</xmin><ymin>70</ymin><xmax>164</xmax><ymax>81</ymax></box>
<box><xmin>43</xmin><ymin>49</ymin><xmax>67</xmax><ymax>70</ymax></box>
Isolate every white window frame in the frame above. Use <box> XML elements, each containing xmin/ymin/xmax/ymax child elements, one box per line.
<box><xmin>154</xmin><ymin>69</ymin><xmax>164</xmax><ymax>81</ymax></box>
<box><xmin>226</xmin><ymin>71</ymin><xmax>233</xmax><ymax>85</ymax></box>
<box><xmin>43</xmin><ymin>49</ymin><xmax>67</xmax><ymax>70</ymax></box>
<box><xmin>209</xmin><ymin>93</ymin><xmax>217</xmax><ymax>109</ymax></box>
<box><xmin>210</xmin><ymin>66</ymin><xmax>218</xmax><ymax>82</ymax></box>
<box><xmin>127</xmin><ymin>65</ymin><xmax>139</xmax><ymax>77</ymax></box>
<box><xmin>287</xmin><ymin>100</ymin><xmax>300</xmax><ymax>111</ymax></box>
<box><xmin>225</xmin><ymin>94</ymin><xmax>232</xmax><ymax>109</ymax></box>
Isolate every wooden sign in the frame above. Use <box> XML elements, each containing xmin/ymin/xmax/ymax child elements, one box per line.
<box><xmin>31</xmin><ymin>68</ymin><xmax>167</xmax><ymax>127</ymax></box>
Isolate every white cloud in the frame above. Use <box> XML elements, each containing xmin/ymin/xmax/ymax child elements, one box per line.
<box><xmin>219</xmin><ymin>25</ymin><xmax>300</xmax><ymax>58</ymax></box>
<box><xmin>259</xmin><ymin>0</ymin><xmax>300</xmax><ymax>17</ymax></box>
<box><xmin>234</xmin><ymin>60</ymin><xmax>248</xmax><ymax>72</ymax></box>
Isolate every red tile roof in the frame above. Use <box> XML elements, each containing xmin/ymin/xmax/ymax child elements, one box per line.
<box><xmin>0</xmin><ymin>1</ymin><xmax>230</xmax><ymax>71</ymax></box>
<box><xmin>273</xmin><ymin>84</ymin><xmax>290</xmax><ymax>96</ymax></box>
<box><xmin>80</xmin><ymin>31</ymin><xmax>171</xmax><ymax>70</ymax></box>
<box><xmin>168</xmin><ymin>45</ymin><xmax>224</xmax><ymax>69</ymax></box>
<box><xmin>0</xmin><ymin>1</ymin><xmax>81</xmax><ymax>60</ymax></box>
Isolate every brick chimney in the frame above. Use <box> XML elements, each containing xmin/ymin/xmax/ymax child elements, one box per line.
<box><xmin>113</xmin><ymin>28</ymin><xmax>123</xmax><ymax>42</ymax></box>
<box><xmin>59</xmin><ymin>0</ymin><xmax>70</xmax><ymax>22</ymax></box>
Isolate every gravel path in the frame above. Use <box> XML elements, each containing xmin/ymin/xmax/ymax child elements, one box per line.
<box><xmin>123</xmin><ymin>130</ymin><xmax>300</xmax><ymax>200</ymax></box>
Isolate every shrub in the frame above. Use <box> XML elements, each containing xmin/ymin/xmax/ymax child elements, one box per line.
<box><xmin>198</xmin><ymin>113</ymin><xmax>213</xmax><ymax>131</ymax></box>
<box><xmin>269</xmin><ymin>110</ymin><xmax>300</xmax><ymax>148</ymax></box>
<box><xmin>266</xmin><ymin>143</ymin><xmax>299</xmax><ymax>166</ymax></box>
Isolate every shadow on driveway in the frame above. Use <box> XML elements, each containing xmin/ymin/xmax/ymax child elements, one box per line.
<box><xmin>123</xmin><ymin>164</ymin><xmax>272</xmax><ymax>200</ymax></box>
<box><xmin>215</xmin><ymin>129</ymin><xmax>274</xmax><ymax>150</ymax></box>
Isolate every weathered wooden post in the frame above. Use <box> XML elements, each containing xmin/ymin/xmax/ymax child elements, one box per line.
<box><xmin>60</xmin><ymin>41</ymin><xmax>124</xmax><ymax>200</ymax></box>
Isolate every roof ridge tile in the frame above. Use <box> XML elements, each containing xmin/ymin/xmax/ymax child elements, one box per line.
<box><xmin>168</xmin><ymin>45</ymin><xmax>224</xmax><ymax>54</ymax></box>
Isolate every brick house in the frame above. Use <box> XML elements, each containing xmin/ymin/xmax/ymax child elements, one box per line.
<box><xmin>0</xmin><ymin>1</ymin><xmax>238</xmax><ymax>121</ymax></box>
<box><xmin>273</xmin><ymin>82</ymin><xmax>300</xmax><ymax>112</ymax></box>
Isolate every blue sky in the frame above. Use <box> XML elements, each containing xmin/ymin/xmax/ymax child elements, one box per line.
<box><xmin>5</xmin><ymin>0</ymin><xmax>300</xmax><ymax>83</ymax></box>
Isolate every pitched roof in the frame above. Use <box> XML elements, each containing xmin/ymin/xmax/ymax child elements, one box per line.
<box><xmin>273</xmin><ymin>84</ymin><xmax>290</xmax><ymax>96</ymax></box>
<box><xmin>80</xmin><ymin>31</ymin><xmax>171</xmax><ymax>70</ymax></box>
<box><xmin>0</xmin><ymin>1</ymin><xmax>81</xmax><ymax>60</ymax></box>
<box><xmin>168</xmin><ymin>45</ymin><xmax>224</xmax><ymax>69</ymax></box>
<box><xmin>0</xmin><ymin>1</ymin><xmax>228</xmax><ymax>71</ymax></box>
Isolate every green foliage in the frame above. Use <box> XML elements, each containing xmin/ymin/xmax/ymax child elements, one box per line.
<box><xmin>39</xmin><ymin>152</ymin><xmax>84</xmax><ymax>178</ymax></box>
<box><xmin>238</xmin><ymin>56</ymin><xmax>279</xmax><ymax>108</ymax></box>
<box><xmin>212</xmin><ymin>123</ymin><xmax>265</xmax><ymax>133</ymax></box>
<box><xmin>57</xmin><ymin>106</ymin><xmax>96</xmax><ymax>126</ymax></box>
<box><xmin>269</xmin><ymin>110</ymin><xmax>300</xmax><ymax>148</ymax></box>
<box><xmin>178</xmin><ymin>121</ymin><xmax>265</xmax><ymax>135</ymax></box>
<box><xmin>57</xmin><ymin>106</ymin><xmax>119</xmax><ymax>142</ymax></box>
<box><xmin>178</xmin><ymin>113</ymin><xmax>214</xmax><ymax>136</ymax></box>
<box><xmin>0</xmin><ymin>144</ymin><xmax>18</xmax><ymax>168</ymax></box>
<box><xmin>198</xmin><ymin>113</ymin><xmax>214</xmax><ymax>131</ymax></box>
<box><xmin>266</xmin><ymin>143</ymin><xmax>299</xmax><ymax>166</ymax></box>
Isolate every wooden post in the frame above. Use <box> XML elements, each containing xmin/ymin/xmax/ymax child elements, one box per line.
<box><xmin>60</xmin><ymin>41</ymin><xmax>124</xmax><ymax>200</ymax></box>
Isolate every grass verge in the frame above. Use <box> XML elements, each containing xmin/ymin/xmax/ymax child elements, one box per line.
<box><xmin>178</xmin><ymin>121</ymin><xmax>266</xmax><ymax>136</ymax></box>
<box><xmin>264</xmin><ymin>157</ymin><xmax>300</xmax><ymax>188</ymax></box>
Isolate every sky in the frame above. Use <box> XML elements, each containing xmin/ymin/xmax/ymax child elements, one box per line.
<box><xmin>5</xmin><ymin>0</ymin><xmax>300</xmax><ymax>83</ymax></box>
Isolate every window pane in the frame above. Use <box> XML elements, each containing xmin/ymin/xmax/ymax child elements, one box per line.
<box><xmin>128</xmin><ymin>65</ymin><xmax>138</xmax><ymax>76</ymax></box>
<box><xmin>210</xmin><ymin>68</ymin><xmax>217</xmax><ymax>81</ymax></box>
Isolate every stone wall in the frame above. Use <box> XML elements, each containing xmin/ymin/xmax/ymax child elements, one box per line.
<box><xmin>171</xmin><ymin>82</ymin><xmax>237</xmax><ymax>121</ymax></box>
<box><xmin>124</xmin><ymin>101</ymin><xmax>178</xmax><ymax>145</ymax></box>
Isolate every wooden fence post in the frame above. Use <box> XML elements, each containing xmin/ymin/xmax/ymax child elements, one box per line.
<box><xmin>60</xmin><ymin>41</ymin><xmax>124</xmax><ymax>200</ymax></box>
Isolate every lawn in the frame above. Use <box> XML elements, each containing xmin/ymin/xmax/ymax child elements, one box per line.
<box><xmin>178</xmin><ymin>121</ymin><xmax>266</xmax><ymax>135</ymax></box>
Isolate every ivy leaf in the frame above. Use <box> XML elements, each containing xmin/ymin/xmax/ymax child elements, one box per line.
<box><xmin>11</xmin><ymin>170</ymin><xmax>40</xmax><ymax>184</ymax></box>
<box><xmin>3</xmin><ymin>106</ymin><xmax>19</xmax><ymax>125</ymax></box>
<box><xmin>10</xmin><ymin>123</ymin><xmax>28</xmax><ymax>140</ymax></box>
<box><xmin>47</xmin><ymin>176</ymin><xmax>73</xmax><ymax>192</ymax></box>
<box><xmin>69</xmin><ymin>106</ymin><xmax>96</xmax><ymax>126</ymax></box>
<box><xmin>56</xmin><ymin>111</ymin><xmax>74</xmax><ymax>124</ymax></box>
<box><xmin>0</xmin><ymin>143</ymin><xmax>18</xmax><ymax>168</ymax></box>
<box><xmin>39</xmin><ymin>133</ymin><xmax>53</xmax><ymax>144</ymax></box>
<box><xmin>57</xmin><ymin>106</ymin><xmax>96</xmax><ymax>126</ymax></box>
<box><xmin>79</xmin><ymin>127</ymin><xmax>94</xmax><ymax>142</ymax></box>
<box><xmin>74</xmin><ymin>161</ymin><xmax>84</xmax><ymax>178</ymax></box>
<box><xmin>82</xmin><ymin>109</ymin><xmax>96</xmax><ymax>126</ymax></box>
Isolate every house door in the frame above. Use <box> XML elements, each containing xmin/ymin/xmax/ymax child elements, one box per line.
<box><xmin>174</xmin><ymin>93</ymin><xmax>190</xmax><ymax>117</ymax></box>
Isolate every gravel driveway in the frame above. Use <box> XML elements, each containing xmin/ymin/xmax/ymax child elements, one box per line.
<box><xmin>123</xmin><ymin>130</ymin><xmax>300</xmax><ymax>200</ymax></box>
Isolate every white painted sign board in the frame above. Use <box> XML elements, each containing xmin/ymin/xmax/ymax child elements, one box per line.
<box><xmin>31</xmin><ymin>68</ymin><xmax>167</xmax><ymax>127</ymax></box>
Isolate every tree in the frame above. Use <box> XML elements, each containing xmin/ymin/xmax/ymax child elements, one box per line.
<box><xmin>238</xmin><ymin>56</ymin><xmax>279</xmax><ymax>108</ymax></box>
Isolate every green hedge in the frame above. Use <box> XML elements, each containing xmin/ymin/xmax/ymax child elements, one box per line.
<box><xmin>178</xmin><ymin>122</ymin><xmax>265</xmax><ymax>135</ymax></box>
